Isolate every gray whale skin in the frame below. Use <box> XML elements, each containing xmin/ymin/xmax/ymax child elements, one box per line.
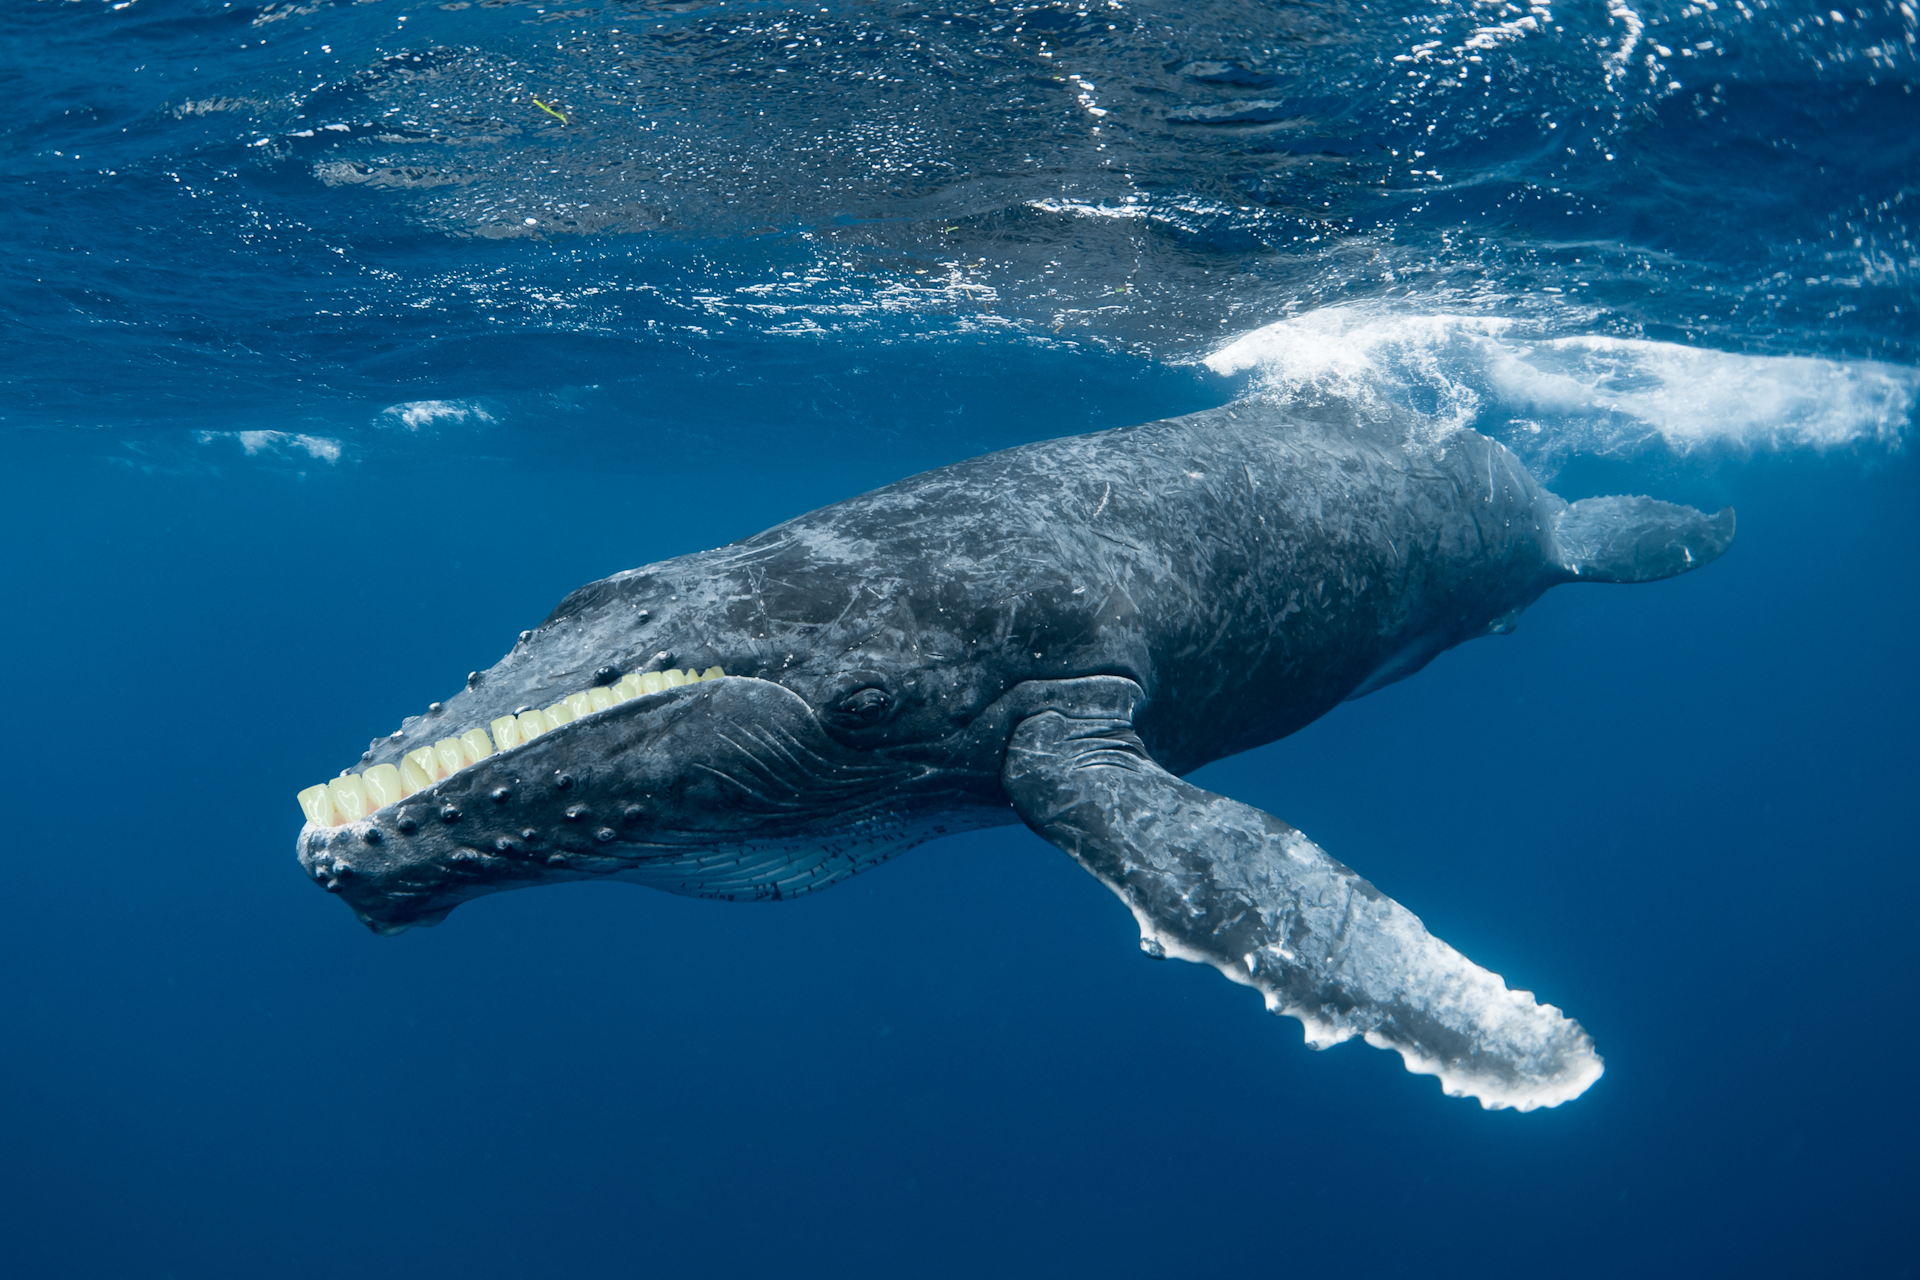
<box><xmin>299</xmin><ymin>398</ymin><xmax>1732</xmax><ymax>1111</ymax></box>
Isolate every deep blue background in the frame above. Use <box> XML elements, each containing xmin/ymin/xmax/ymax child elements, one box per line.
<box><xmin>2</xmin><ymin>375</ymin><xmax>1914</xmax><ymax>1276</ymax></box>
<box><xmin>4</xmin><ymin>0</ymin><xmax>1917</xmax><ymax>1274</ymax></box>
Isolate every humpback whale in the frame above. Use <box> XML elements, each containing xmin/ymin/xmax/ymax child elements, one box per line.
<box><xmin>295</xmin><ymin>398</ymin><xmax>1732</xmax><ymax>1110</ymax></box>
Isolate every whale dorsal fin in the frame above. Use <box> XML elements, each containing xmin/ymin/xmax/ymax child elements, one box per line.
<box><xmin>1553</xmin><ymin>495</ymin><xmax>1735</xmax><ymax>583</ymax></box>
<box><xmin>1000</xmin><ymin>678</ymin><xmax>1604</xmax><ymax>1111</ymax></box>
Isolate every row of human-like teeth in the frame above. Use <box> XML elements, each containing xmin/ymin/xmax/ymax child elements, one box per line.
<box><xmin>296</xmin><ymin>667</ymin><xmax>726</xmax><ymax>828</ymax></box>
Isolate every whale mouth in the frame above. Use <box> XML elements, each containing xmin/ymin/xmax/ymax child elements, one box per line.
<box><xmin>294</xmin><ymin>673</ymin><xmax>937</xmax><ymax>933</ymax></box>
<box><xmin>296</xmin><ymin>665</ymin><xmax>728</xmax><ymax>829</ymax></box>
<box><xmin>294</xmin><ymin>663</ymin><xmax>1128</xmax><ymax>935</ymax></box>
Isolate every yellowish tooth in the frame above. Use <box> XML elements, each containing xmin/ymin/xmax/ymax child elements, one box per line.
<box><xmin>460</xmin><ymin>727</ymin><xmax>494</xmax><ymax>765</ymax></box>
<box><xmin>703</xmin><ymin>666</ymin><xmax>725</xmax><ymax>680</ymax></box>
<box><xmin>663</xmin><ymin>668</ymin><xmax>690</xmax><ymax>688</ymax></box>
<box><xmin>433</xmin><ymin>737</ymin><xmax>467</xmax><ymax>777</ymax></box>
<box><xmin>362</xmin><ymin>763</ymin><xmax>408</xmax><ymax>808</ymax></box>
<box><xmin>565</xmin><ymin>691</ymin><xmax>595</xmax><ymax>719</ymax></box>
<box><xmin>613</xmin><ymin>674</ymin><xmax>642</xmax><ymax>701</ymax></box>
<box><xmin>328</xmin><ymin>773</ymin><xmax>372</xmax><ymax>823</ymax></box>
<box><xmin>298</xmin><ymin>783</ymin><xmax>337</xmax><ymax>827</ymax></box>
<box><xmin>400</xmin><ymin>756</ymin><xmax>434</xmax><ymax>792</ymax></box>
<box><xmin>638</xmin><ymin>671</ymin><xmax>666</xmax><ymax>695</ymax></box>
<box><xmin>587</xmin><ymin>686</ymin><xmax>616</xmax><ymax>712</ymax></box>
<box><xmin>406</xmin><ymin>745</ymin><xmax>441</xmax><ymax>783</ymax></box>
<box><xmin>517</xmin><ymin>708</ymin><xmax>553</xmax><ymax>740</ymax></box>
<box><xmin>545</xmin><ymin>700</ymin><xmax>576</xmax><ymax>726</ymax></box>
<box><xmin>491</xmin><ymin>715</ymin><xmax>524</xmax><ymax>751</ymax></box>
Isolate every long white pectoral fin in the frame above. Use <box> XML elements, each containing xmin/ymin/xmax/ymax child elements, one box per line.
<box><xmin>1000</xmin><ymin>681</ymin><xmax>1603</xmax><ymax>1111</ymax></box>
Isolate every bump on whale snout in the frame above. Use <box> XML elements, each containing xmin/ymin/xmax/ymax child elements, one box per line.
<box><xmin>1552</xmin><ymin>495</ymin><xmax>1735</xmax><ymax>584</ymax></box>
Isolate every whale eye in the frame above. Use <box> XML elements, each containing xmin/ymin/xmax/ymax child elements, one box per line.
<box><xmin>836</xmin><ymin>687</ymin><xmax>892</xmax><ymax>726</ymax></box>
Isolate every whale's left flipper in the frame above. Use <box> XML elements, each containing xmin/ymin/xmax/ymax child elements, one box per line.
<box><xmin>1002</xmin><ymin>680</ymin><xmax>1604</xmax><ymax>1111</ymax></box>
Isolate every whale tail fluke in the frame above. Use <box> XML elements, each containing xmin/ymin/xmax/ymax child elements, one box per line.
<box><xmin>1552</xmin><ymin>495</ymin><xmax>1735</xmax><ymax>584</ymax></box>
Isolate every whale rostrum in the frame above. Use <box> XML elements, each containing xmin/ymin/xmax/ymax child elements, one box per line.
<box><xmin>295</xmin><ymin>397</ymin><xmax>1733</xmax><ymax>1110</ymax></box>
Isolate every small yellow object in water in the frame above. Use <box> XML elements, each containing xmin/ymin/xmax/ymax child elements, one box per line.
<box><xmin>531</xmin><ymin>98</ymin><xmax>568</xmax><ymax>125</ymax></box>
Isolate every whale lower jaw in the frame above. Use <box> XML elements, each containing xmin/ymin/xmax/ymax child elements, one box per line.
<box><xmin>302</xmin><ymin>805</ymin><xmax>1018</xmax><ymax>934</ymax></box>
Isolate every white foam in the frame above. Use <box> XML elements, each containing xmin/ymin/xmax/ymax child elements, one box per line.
<box><xmin>195</xmin><ymin>429</ymin><xmax>343</xmax><ymax>463</ymax></box>
<box><xmin>1489</xmin><ymin>335</ymin><xmax>1916</xmax><ymax>451</ymax></box>
<box><xmin>377</xmin><ymin>399</ymin><xmax>496</xmax><ymax>431</ymax></box>
<box><xmin>1206</xmin><ymin>308</ymin><xmax>1918</xmax><ymax>458</ymax></box>
<box><xmin>1605</xmin><ymin>0</ymin><xmax>1646</xmax><ymax>76</ymax></box>
<box><xmin>1027</xmin><ymin>197</ymin><xmax>1148</xmax><ymax>220</ymax></box>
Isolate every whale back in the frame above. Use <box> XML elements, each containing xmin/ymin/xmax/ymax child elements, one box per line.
<box><xmin>714</xmin><ymin>398</ymin><xmax>1572</xmax><ymax>773</ymax></box>
<box><xmin>514</xmin><ymin>399</ymin><xmax>1728</xmax><ymax>781</ymax></box>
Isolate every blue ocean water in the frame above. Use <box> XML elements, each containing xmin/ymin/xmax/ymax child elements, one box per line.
<box><xmin>2</xmin><ymin>0</ymin><xmax>1916</xmax><ymax>1275</ymax></box>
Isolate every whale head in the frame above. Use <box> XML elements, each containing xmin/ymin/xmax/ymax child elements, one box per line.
<box><xmin>295</xmin><ymin>534</ymin><xmax>1060</xmax><ymax>934</ymax></box>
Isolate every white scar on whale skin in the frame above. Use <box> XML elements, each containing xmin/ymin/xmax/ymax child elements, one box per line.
<box><xmin>296</xmin><ymin>667</ymin><xmax>726</xmax><ymax>828</ymax></box>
